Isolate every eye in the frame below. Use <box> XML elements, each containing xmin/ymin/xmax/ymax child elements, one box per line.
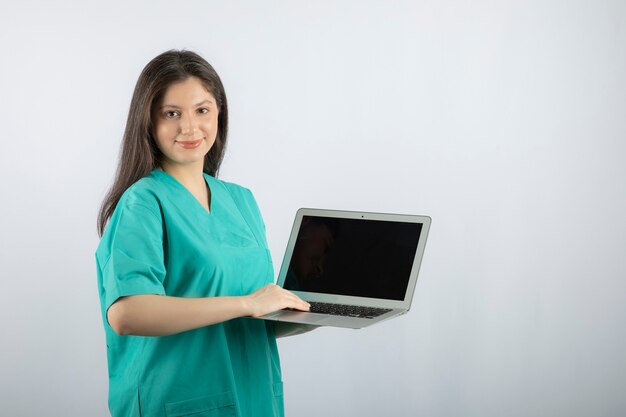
<box><xmin>164</xmin><ymin>110</ymin><xmax>180</xmax><ymax>118</ymax></box>
<box><xmin>198</xmin><ymin>107</ymin><xmax>209</xmax><ymax>114</ymax></box>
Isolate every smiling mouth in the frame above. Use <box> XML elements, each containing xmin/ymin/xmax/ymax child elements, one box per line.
<box><xmin>177</xmin><ymin>139</ymin><xmax>203</xmax><ymax>149</ymax></box>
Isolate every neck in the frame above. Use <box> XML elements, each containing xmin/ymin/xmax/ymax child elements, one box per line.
<box><xmin>161</xmin><ymin>161</ymin><xmax>205</xmax><ymax>189</ymax></box>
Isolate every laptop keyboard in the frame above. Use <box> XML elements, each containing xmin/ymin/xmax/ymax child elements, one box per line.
<box><xmin>308</xmin><ymin>301</ymin><xmax>392</xmax><ymax>319</ymax></box>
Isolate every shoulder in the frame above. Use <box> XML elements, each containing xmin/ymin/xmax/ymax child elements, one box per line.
<box><xmin>116</xmin><ymin>171</ymin><xmax>168</xmax><ymax>217</ymax></box>
<box><xmin>101</xmin><ymin>172</ymin><xmax>166</xmax><ymax>237</ymax></box>
<box><xmin>97</xmin><ymin>174</ymin><xmax>166</xmax><ymax>261</ymax></box>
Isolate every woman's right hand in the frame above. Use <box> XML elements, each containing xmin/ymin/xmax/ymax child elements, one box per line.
<box><xmin>244</xmin><ymin>284</ymin><xmax>310</xmax><ymax>318</ymax></box>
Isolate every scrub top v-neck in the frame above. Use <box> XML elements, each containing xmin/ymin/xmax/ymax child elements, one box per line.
<box><xmin>96</xmin><ymin>169</ymin><xmax>283</xmax><ymax>417</ymax></box>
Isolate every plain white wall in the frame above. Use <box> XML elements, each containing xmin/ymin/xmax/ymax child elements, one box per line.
<box><xmin>1</xmin><ymin>1</ymin><xmax>625</xmax><ymax>416</ymax></box>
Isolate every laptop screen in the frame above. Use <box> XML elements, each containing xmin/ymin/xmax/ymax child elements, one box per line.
<box><xmin>283</xmin><ymin>215</ymin><xmax>423</xmax><ymax>301</ymax></box>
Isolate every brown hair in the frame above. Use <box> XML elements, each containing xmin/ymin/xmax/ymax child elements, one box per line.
<box><xmin>97</xmin><ymin>50</ymin><xmax>228</xmax><ymax>236</ymax></box>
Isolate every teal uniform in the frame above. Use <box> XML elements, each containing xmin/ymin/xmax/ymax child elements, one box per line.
<box><xmin>96</xmin><ymin>170</ymin><xmax>283</xmax><ymax>417</ymax></box>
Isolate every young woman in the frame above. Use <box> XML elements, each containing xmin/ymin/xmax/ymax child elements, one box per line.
<box><xmin>96</xmin><ymin>50</ymin><xmax>310</xmax><ymax>417</ymax></box>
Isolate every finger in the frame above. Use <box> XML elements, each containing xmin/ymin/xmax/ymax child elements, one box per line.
<box><xmin>292</xmin><ymin>294</ymin><xmax>310</xmax><ymax>309</ymax></box>
<box><xmin>290</xmin><ymin>297</ymin><xmax>310</xmax><ymax>311</ymax></box>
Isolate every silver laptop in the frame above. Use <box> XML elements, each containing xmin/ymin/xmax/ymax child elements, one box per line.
<box><xmin>258</xmin><ymin>208</ymin><xmax>431</xmax><ymax>329</ymax></box>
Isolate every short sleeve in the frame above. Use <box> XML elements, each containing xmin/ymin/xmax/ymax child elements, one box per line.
<box><xmin>98</xmin><ymin>201</ymin><xmax>166</xmax><ymax>313</ymax></box>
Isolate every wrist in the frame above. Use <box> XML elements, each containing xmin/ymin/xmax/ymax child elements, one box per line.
<box><xmin>238</xmin><ymin>295</ymin><xmax>253</xmax><ymax>317</ymax></box>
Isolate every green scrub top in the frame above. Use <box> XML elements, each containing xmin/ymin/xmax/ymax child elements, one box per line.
<box><xmin>96</xmin><ymin>169</ymin><xmax>283</xmax><ymax>417</ymax></box>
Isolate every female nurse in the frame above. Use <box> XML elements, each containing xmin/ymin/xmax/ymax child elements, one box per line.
<box><xmin>96</xmin><ymin>50</ymin><xmax>311</xmax><ymax>417</ymax></box>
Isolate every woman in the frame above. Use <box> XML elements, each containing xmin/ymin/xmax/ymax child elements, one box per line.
<box><xmin>96</xmin><ymin>50</ymin><xmax>310</xmax><ymax>417</ymax></box>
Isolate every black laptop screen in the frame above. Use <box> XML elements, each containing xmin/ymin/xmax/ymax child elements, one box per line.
<box><xmin>283</xmin><ymin>216</ymin><xmax>422</xmax><ymax>301</ymax></box>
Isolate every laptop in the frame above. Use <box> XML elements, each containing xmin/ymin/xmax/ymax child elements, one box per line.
<box><xmin>257</xmin><ymin>208</ymin><xmax>431</xmax><ymax>329</ymax></box>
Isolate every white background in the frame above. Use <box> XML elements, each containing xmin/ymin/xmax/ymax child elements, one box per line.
<box><xmin>1</xmin><ymin>1</ymin><xmax>625</xmax><ymax>416</ymax></box>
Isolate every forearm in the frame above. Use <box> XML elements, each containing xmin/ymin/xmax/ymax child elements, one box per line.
<box><xmin>108</xmin><ymin>294</ymin><xmax>250</xmax><ymax>337</ymax></box>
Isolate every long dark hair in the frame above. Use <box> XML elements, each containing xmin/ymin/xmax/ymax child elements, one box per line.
<box><xmin>97</xmin><ymin>50</ymin><xmax>228</xmax><ymax>236</ymax></box>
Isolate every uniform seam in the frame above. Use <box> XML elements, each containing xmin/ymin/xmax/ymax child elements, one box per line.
<box><xmin>98</xmin><ymin>203</ymin><xmax>162</xmax><ymax>271</ymax></box>
<box><xmin>126</xmin><ymin>202</ymin><xmax>162</xmax><ymax>224</ymax></box>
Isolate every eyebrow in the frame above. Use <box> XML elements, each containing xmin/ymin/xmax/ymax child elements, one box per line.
<box><xmin>160</xmin><ymin>99</ymin><xmax>215</xmax><ymax>109</ymax></box>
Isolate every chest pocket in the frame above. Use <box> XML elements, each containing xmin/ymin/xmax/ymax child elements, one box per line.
<box><xmin>222</xmin><ymin>185</ymin><xmax>267</xmax><ymax>249</ymax></box>
<box><xmin>223</xmin><ymin>185</ymin><xmax>274</xmax><ymax>291</ymax></box>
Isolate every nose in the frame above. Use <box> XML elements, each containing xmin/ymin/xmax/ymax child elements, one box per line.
<box><xmin>179</xmin><ymin>113</ymin><xmax>197</xmax><ymax>136</ymax></box>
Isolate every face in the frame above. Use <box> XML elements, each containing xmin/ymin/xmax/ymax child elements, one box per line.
<box><xmin>152</xmin><ymin>76</ymin><xmax>219</xmax><ymax>171</ymax></box>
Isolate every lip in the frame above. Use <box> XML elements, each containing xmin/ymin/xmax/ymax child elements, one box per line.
<box><xmin>177</xmin><ymin>139</ymin><xmax>203</xmax><ymax>149</ymax></box>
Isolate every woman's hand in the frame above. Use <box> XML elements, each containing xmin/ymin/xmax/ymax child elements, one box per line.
<box><xmin>106</xmin><ymin>284</ymin><xmax>310</xmax><ymax>337</ymax></box>
<box><xmin>244</xmin><ymin>284</ymin><xmax>310</xmax><ymax>318</ymax></box>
